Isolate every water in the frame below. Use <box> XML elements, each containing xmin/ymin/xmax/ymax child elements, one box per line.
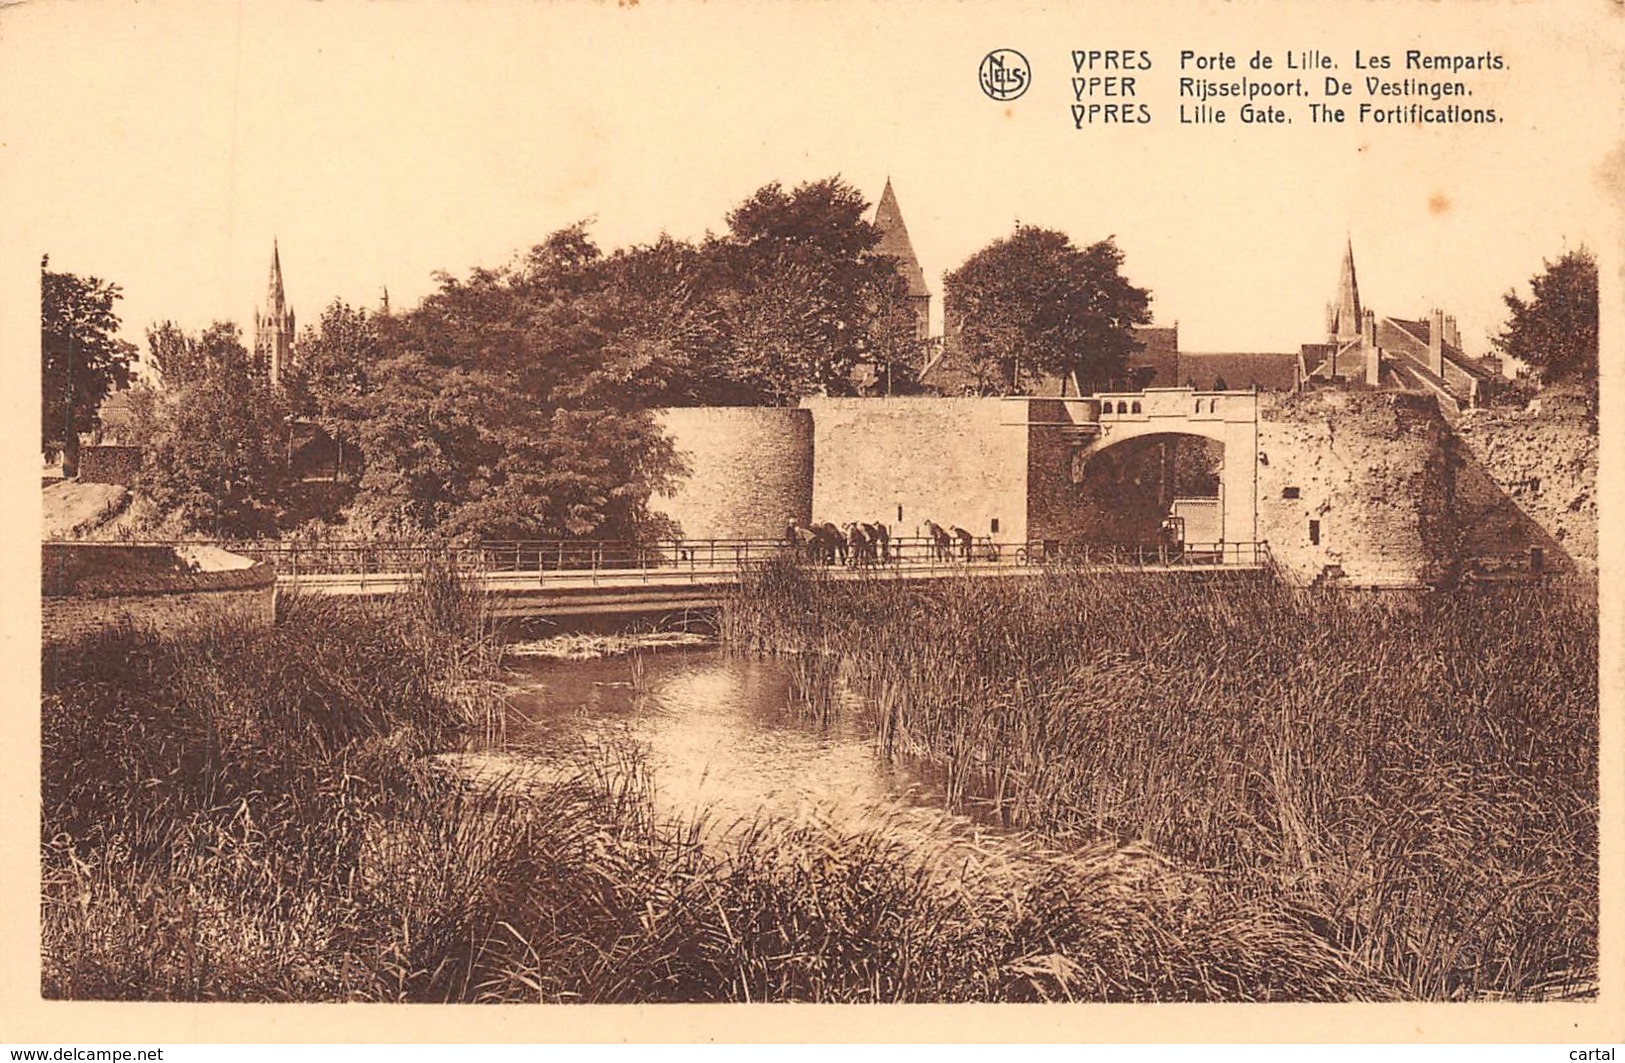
<box><xmin>500</xmin><ymin>643</ymin><xmax>944</xmax><ymax>829</ymax></box>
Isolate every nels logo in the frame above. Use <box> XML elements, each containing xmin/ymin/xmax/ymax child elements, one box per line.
<box><xmin>979</xmin><ymin>49</ymin><xmax>1031</xmax><ymax>101</ymax></box>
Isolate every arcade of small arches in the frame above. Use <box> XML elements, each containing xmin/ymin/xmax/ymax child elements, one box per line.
<box><xmin>1095</xmin><ymin>395</ymin><xmax>1225</xmax><ymax>417</ymax></box>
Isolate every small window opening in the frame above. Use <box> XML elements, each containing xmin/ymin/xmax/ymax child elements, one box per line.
<box><xmin>897</xmin><ymin>504</ymin><xmax>904</xmax><ymax>522</ymax></box>
<box><xmin>1131</xmin><ymin>401</ymin><xmax>1142</xmax><ymax>413</ymax></box>
<box><xmin>1308</xmin><ymin>519</ymin><xmax>1321</xmax><ymax>546</ymax></box>
<box><xmin>1282</xmin><ymin>486</ymin><xmax>1301</xmax><ymax>500</ymax></box>
<box><xmin>990</xmin><ymin>517</ymin><xmax>1000</xmax><ymax>535</ymax></box>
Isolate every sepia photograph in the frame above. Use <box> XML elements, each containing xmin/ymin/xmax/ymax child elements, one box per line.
<box><xmin>3</xmin><ymin>0</ymin><xmax>1620</xmax><ymax>1043</ymax></box>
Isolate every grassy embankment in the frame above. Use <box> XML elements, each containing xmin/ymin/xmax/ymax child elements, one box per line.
<box><xmin>720</xmin><ymin>562</ymin><xmax>1599</xmax><ymax>1000</ymax></box>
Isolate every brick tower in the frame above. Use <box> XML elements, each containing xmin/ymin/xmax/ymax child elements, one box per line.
<box><xmin>254</xmin><ymin>240</ymin><xmax>296</xmax><ymax>386</ymax></box>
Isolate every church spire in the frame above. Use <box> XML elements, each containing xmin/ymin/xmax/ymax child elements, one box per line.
<box><xmin>1327</xmin><ymin>236</ymin><xmax>1362</xmax><ymax>343</ymax></box>
<box><xmin>254</xmin><ymin>240</ymin><xmax>295</xmax><ymax>386</ymax></box>
<box><xmin>872</xmin><ymin>178</ymin><xmax>931</xmax><ymax>341</ymax></box>
<box><xmin>267</xmin><ymin>239</ymin><xmax>286</xmax><ymax>314</ymax></box>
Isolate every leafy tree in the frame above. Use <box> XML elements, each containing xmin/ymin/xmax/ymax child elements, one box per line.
<box><xmin>1492</xmin><ymin>248</ymin><xmax>1598</xmax><ymax>389</ymax></box>
<box><xmin>862</xmin><ymin>271</ymin><xmax>930</xmax><ymax>397</ymax></box>
<box><xmin>145</xmin><ymin>320</ymin><xmax>208</xmax><ymax>387</ymax></box>
<box><xmin>943</xmin><ymin>227</ymin><xmax>1152</xmax><ymax>395</ymax></box>
<box><xmin>336</xmin><ymin>236</ymin><xmax>689</xmax><ymax>540</ymax></box>
<box><xmin>41</xmin><ymin>259</ymin><xmax>137</xmax><ymax>474</ymax></box>
<box><xmin>344</xmin><ymin>353</ymin><xmax>681</xmax><ymax>540</ymax></box>
<box><xmin>596</xmin><ymin>236</ymin><xmax>732</xmax><ymax>406</ymax></box>
<box><xmin>138</xmin><ymin>322</ymin><xmax>293</xmax><ymax>536</ymax></box>
<box><xmin>443</xmin><ymin>407</ymin><xmax>683</xmax><ymax>541</ymax></box>
<box><xmin>393</xmin><ymin>226</ymin><xmax>659</xmax><ymax>407</ymax></box>
<box><xmin>714</xmin><ymin>177</ymin><xmax>915</xmax><ymax>403</ymax></box>
<box><xmin>341</xmin><ymin>354</ymin><xmax>504</xmax><ymax>533</ymax></box>
<box><xmin>284</xmin><ymin>299</ymin><xmax>387</xmax><ymax>478</ymax></box>
<box><xmin>391</xmin><ymin>179</ymin><xmax>920</xmax><ymax>409</ymax></box>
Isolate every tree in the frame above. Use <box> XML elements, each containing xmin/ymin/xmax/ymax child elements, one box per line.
<box><xmin>138</xmin><ymin>322</ymin><xmax>293</xmax><ymax>536</ymax></box>
<box><xmin>862</xmin><ymin>268</ymin><xmax>930</xmax><ymax>397</ymax></box>
<box><xmin>145</xmin><ymin>320</ymin><xmax>208</xmax><ymax>387</ymax></box>
<box><xmin>337</xmin><ymin>236</ymin><xmax>688</xmax><ymax>540</ymax></box>
<box><xmin>393</xmin><ymin>225</ymin><xmax>673</xmax><ymax>407</ymax></box>
<box><xmin>943</xmin><ymin>227</ymin><xmax>1152</xmax><ymax>395</ymax></box>
<box><xmin>596</xmin><ymin>236</ymin><xmax>732</xmax><ymax>406</ymax></box>
<box><xmin>41</xmin><ymin>259</ymin><xmax>137</xmax><ymax>474</ymax></box>
<box><xmin>1492</xmin><ymin>248</ymin><xmax>1597</xmax><ymax>389</ymax></box>
<box><xmin>713</xmin><ymin>177</ymin><xmax>916</xmax><ymax>403</ymax></box>
<box><xmin>341</xmin><ymin>354</ymin><xmax>506</xmax><ymax>533</ymax></box>
<box><xmin>343</xmin><ymin>352</ymin><xmax>682</xmax><ymax>540</ymax></box>
<box><xmin>285</xmin><ymin>299</ymin><xmax>387</xmax><ymax>478</ymax></box>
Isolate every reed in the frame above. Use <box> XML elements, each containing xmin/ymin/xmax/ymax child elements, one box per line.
<box><xmin>724</xmin><ymin>566</ymin><xmax>1599</xmax><ymax>1000</ymax></box>
<box><xmin>459</xmin><ymin>756</ymin><xmax>1397</xmax><ymax>1003</ymax></box>
<box><xmin>42</xmin><ymin>580</ymin><xmax>1399</xmax><ymax>1002</ymax></box>
<box><xmin>40</xmin><ymin>569</ymin><xmax>513</xmax><ymax>1002</ymax></box>
<box><xmin>43</xmin><ymin>559</ymin><xmax>1592</xmax><ymax>1001</ymax></box>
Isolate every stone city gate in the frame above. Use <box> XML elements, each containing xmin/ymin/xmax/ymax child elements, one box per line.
<box><xmin>1018</xmin><ymin>387</ymin><xmax>1260</xmax><ymax>544</ymax></box>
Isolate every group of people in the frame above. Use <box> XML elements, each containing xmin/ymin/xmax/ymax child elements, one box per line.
<box><xmin>784</xmin><ymin>519</ymin><xmax>984</xmax><ymax>566</ymax></box>
<box><xmin>923</xmin><ymin>520</ymin><xmax>979</xmax><ymax>562</ymax></box>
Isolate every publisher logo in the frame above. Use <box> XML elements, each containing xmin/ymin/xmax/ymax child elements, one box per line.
<box><xmin>979</xmin><ymin>49</ymin><xmax>1031</xmax><ymax>101</ymax></box>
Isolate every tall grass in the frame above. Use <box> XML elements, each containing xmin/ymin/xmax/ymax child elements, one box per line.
<box><xmin>44</xmin><ymin>558</ymin><xmax>1593</xmax><ymax>1001</ymax></box>
<box><xmin>401</xmin><ymin>551</ymin><xmax>507</xmax><ymax>744</ymax></box>
<box><xmin>40</xmin><ymin>564</ymin><xmax>508</xmax><ymax>1000</ymax></box>
<box><xmin>723</xmin><ymin>562</ymin><xmax>1599</xmax><ymax>1000</ymax></box>
<box><xmin>42</xmin><ymin>558</ymin><xmax>1410</xmax><ymax>1002</ymax></box>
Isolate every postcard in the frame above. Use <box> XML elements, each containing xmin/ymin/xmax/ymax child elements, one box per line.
<box><xmin>2</xmin><ymin>0</ymin><xmax>1620</xmax><ymax>1045</ymax></box>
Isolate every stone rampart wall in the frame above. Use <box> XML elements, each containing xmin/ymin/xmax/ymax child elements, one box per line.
<box><xmin>1449</xmin><ymin>391</ymin><xmax>1597</xmax><ymax>576</ymax></box>
<box><xmin>43</xmin><ymin>584</ymin><xmax>277</xmax><ymax>644</ymax></box>
<box><xmin>651</xmin><ymin>407</ymin><xmax>814</xmax><ymax>540</ymax></box>
<box><xmin>1026</xmin><ymin>399</ymin><xmax>1089</xmax><ymax>543</ymax></box>
<box><xmin>1259</xmin><ymin>391</ymin><xmax>1452</xmax><ymax>586</ymax></box>
<box><xmin>41</xmin><ymin>543</ymin><xmax>276</xmax><ymax>643</ymax></box>
<box><xmin>802</xmin><ymin>396</ymin><xmax>1028</xmax><ymax>542</ymax></box>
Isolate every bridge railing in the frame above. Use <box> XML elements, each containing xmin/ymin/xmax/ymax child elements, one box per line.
<box><xmin>68</xmin><ymin>537</ymin><xmax>1271</xmax><ymax>586</ymax></box>
<box><xmin>1007</xmin><ymin>540</ymin><xmax>1270</xmax><ymax>568</ymax></box>
<box><xmin>212</xmin><ymin>538</ymin><xmax>803</xmax><ymax>583</ymax></box>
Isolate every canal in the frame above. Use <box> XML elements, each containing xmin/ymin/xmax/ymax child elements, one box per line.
<box><xmin>497</xmin><ymin>637</ymin><xmax>951</xmax><ymax>831</ymax></box>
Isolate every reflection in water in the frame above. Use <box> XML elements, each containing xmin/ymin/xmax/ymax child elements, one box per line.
<box><xmin>503</xmin><ymin>647</ymin><xmax>938</xmax><ymax>828</ymax></box>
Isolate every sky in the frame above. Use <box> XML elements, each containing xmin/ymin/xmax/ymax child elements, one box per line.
<box><xmin>1</xmin><ymin>0</ymin><xmax>1620</xmax><ymax>365</ymax></box>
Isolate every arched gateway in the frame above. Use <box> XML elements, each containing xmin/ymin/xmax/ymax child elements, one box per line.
<box><xmin>1016</xmin><ymin>387</ymin><xmax>1259</xmax><ymax>545</ymax></box>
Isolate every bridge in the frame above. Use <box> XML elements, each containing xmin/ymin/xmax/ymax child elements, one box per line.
<box><xmin>203</xmin><ymin>536</ymin><xmax>1273</xmax><ymax>622</ymax></box>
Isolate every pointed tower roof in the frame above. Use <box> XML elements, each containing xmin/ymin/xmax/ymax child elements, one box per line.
<box><xmin>1329</xmin><ymin>237</ymin><xmax>1361</xmax><ymax>340</ymax></box>
<box><xmin>872</xmin><ymin>179</ymin><xmax>930</xmax><ymax>300</ymax></box>
<box><xmin>266</xmin><ymin>239</ymin><xmax>287</xmax><ymax>314</ymax></box>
